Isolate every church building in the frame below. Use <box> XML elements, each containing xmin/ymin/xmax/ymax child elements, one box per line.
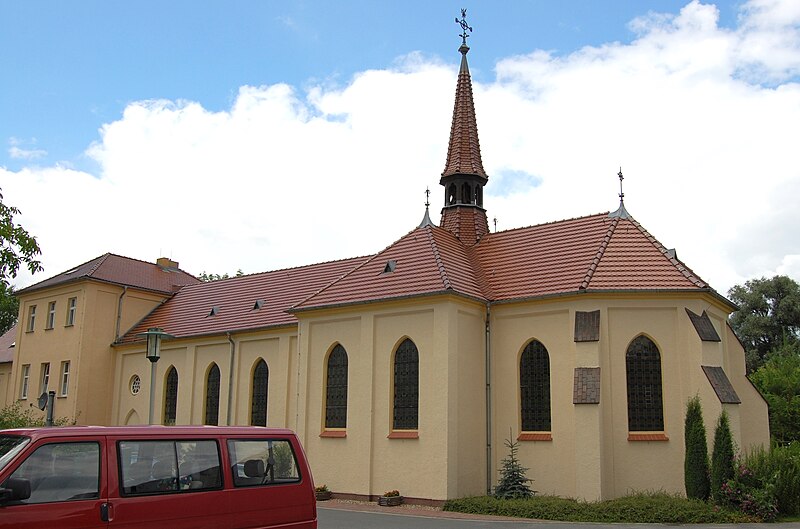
<box><xmin>8</xmin><ymin>19</ymin><xmax>768</xmax><ymax>504</ymax></box>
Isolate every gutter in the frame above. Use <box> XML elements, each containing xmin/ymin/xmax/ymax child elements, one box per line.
<box><xmin>485</xmin><ymin>303</ymin><xmax>492</xmax><ymax>495</ymax></box>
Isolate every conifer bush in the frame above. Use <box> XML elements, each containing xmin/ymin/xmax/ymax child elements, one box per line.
<box><xmin>710</xmin><ymin>410</ymin><xmax>735</xmax><ymax>503</ymax></box>
<box><xmin>684</xmin><ymin>396</ymin><xmax>711</xmax><ymax>500</ymax></box>
<box><xmin>494</xmin><ymin>432</ymin><xmax>535</xmax><ymax>499</ymax></box>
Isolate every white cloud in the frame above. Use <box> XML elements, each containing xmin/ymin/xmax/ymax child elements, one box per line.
<box><xmin>2</xmin><ymin>0</ymin><xmax>799</xmax><ymax>298</ymax></box>
<box><xmin>7</xmin><ymin>137</ymin><xmax>47</xmax><ymax>160</ymax></box>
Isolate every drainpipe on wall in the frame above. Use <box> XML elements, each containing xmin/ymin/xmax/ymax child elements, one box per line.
<box><xmin>227</xmin><ymin>332</ymin><xmax>236</xmax><ymax>425</ymax></box>
<box><xmin>115</xmin><ymin>286</ymin><xmax>128</xmax><ymax>341</ymax></box>
<box><xmin>485</xmin><ymin>304</ymin><xmax>493</xmax><ymax>496</ymax></box>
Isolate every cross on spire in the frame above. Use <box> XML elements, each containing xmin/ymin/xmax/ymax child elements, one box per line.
<box><xmin>617</xmin><ymin>167</ymin><xmax>624</xmax><ymax>204</ymax></box>
<box><xmin>608</xmin><ymin>167</ymin><xmax>631</xmax><ymax>219</ymax></box>
<box><xmin>456</xmin><ymin>8</ymin><xmax>472</xmax><ymax>46</ymax></box>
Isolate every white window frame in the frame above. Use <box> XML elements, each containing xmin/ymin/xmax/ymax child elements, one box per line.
<box><xmin>46</xmin><ymin>301</ymin><xmax>56</xmax><ymax>329</ymax></box>
<box><xmin>66</xmin><ymin>297</ymin><xmax>77</xmax><ymax>326</ymax></box>
<box><xmin>20</xmin><ymin>364</ymin><xmax>30</xmax><ymax>399</ymax></box>
<box><xmin>26</xmin><ymin>305</ymin><xmax>36</xmax><ymax>332</ymax></box>
<box><xmin>40</xmin><ymin>363</ymin><xmax>50</xmax><ymax>395</ymax></box>
<box><xmin>59</xmin><ymin>361</ymin><xmax>70</xmax><ymax>397</ymax></box>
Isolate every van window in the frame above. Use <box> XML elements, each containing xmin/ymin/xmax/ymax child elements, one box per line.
<box><xmin>119</xmin><ymin>439</ymin><xmax>221</xmax><ymax>495</ymax></box>
<box><xmin>2</xmin><ymin>442</ymin><xmax>100</xmax><ymax>504</ymax></box>
<box><xmin>227</xmin><ymin>439</ymin><xmax>300</xmax><ymax>487</ymax></box>
<box><xmin>0</xmin><ymin>436</ymin><xmax>30</xmax><ymax>472</ymax></box>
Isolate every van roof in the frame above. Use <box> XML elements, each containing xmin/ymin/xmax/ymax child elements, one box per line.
<box><xmin>0</xmin><ymin>425</ymin><xmax>297</xmax><ymax>439</ymax></box>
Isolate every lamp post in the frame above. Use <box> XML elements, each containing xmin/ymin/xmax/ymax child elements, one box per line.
<box><xmin>137</xmin><ymin>327</ymin><xmax>174</xmax><ymax>425</ymax></box>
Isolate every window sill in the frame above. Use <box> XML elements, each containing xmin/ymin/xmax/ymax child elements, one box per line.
<box><xmin>45</xmin><ymin>327</ymin><xmax>54</xmax><ymax>331</ymax></box>
<box><xmin>388</xmin><ymin>430</ymin><xmax>418</xmax><ymax>439</ymax></box>
<box><xmin>628</xmin><ymin>433</ymin><xmax>669</xmax><ymax>442</ymax></box>
<box><xmin>320</xmin><ymin>430</ymin><xmax>347</xmax><ymax>438</ymax></box>
<box><xmin>518</xmin><ymin>433</ymin><xmax>552</xmax><ymax>442</ymax></box>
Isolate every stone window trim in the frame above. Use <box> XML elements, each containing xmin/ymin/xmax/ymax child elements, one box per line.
<box><xmin>518</xmin><ymin>432</ymin><xmax>552</xmax><ymax>442</ymax></box>
<box><xmin>628</xmin><ymin>433</ymin><xmax>669</xmax><ymax>442</ymax></box>
<box><xmin>388</xmin><ymin>430</ymin><xmax>419</xmax><ymax>439</ymax></box>
<box><xmin>320</xmin><ymin>429</ymin><xmax>347</xmax><ymax>438</ymax></box>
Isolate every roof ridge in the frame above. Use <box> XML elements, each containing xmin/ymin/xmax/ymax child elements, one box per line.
<box><xmin>580</xmin><ymin>217</ymin><xmax>620</xmax><ymax>290</ymax></box>
<box><xmin>87</xmin><ymin>253</ymin><xmax>112</xmax><ymax>277</ymax></box>
<box><xmin>486</xmin><ymin>211</ymin><xmax>611</xmax><ymax>237</ymax></box>
<box><xmin>424</xmin><ymin>226</ymin><xmax>453</xmax><ymax>290</ymax></box>
<box><xmin>625</xmin><ymin>217</ymin><xmax>709</xmax><ymax>288</ymax></box>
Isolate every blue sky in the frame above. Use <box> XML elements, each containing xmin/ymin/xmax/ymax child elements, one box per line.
<box><xmin>2</xmin><ymin>1</ymin><xmax>799</xmax><ymax>295</ymax></box>
<box><xmin>2</xmin><ymin>1</ymin><xmax>739</xmax><ymax>172</ymax></box>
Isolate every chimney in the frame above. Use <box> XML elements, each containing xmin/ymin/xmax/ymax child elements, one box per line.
<box><xmin>157</xmin><ymin>257</ymin><xmax>179</xmax><ymax>270</ymax></box>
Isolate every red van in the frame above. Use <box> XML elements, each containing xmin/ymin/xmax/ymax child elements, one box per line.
<box><xmin>0</xmin><ymin>426</ymin><xmax>317</xmax><ymax>528</ymax></box>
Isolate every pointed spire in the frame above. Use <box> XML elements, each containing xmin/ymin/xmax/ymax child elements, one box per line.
<box><xmin>441</xmin><ymin>9</ymin><xmax>487</xmax><ymax>181</ymax></box>
<box><xmin>419</xmin><ymin>187</ymin><xmax>434</xmax><ymax>228</ymax></box>
<box><xmin>608</xmin><ymin>167</ymin><xmax>631</xmax><ymax>219</ymax></box>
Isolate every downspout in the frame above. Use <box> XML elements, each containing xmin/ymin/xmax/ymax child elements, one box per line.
<box><xmin>485</xmin><ymin>303</ymin><xmax>492</xmax><ymax>495</ymax></box>
<box><xmin>115</xmin><ymin>286</ymin><xmax>128</xmax><ymax>341</ymax></box>
<box><xmin>227</xmin><ymin>332</ymin><xmax>236</xmax><ymax>425</ymax></box>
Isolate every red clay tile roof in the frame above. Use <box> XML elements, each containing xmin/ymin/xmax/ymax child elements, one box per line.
<box><xmin>17</xmin><ymin>253</ymin><xmax>201</xmax><ymax>295</ymax></box>
<box><xmin>293</xmin><ymin>225</ymin><xmax>485</xmax><ymax>311</ymax></box>
<box><xmin>119</xmin><ymin>256</ymin><xmax>369</xmax><ymax>343</ymax></box>
<box><xmin>440</xmin><ymin>205</ymin><xmax>489</xmax><ymax>247</ymax></box>
<box><xmin>441</xmin><ymin>46</ymin><xmax>487</xmax><ymax>180</ymax></box>
<box><xmin>0</xmin><ymin>324</ymin><xmax>16</xmax><ymax>363</ymax></box>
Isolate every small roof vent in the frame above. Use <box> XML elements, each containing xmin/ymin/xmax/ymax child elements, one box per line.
<box><xmin>666</xmin><ymin>248</ymin><xmax>677</xmax><ymax>260</ymax></box>
<box><xmin>208</xmin><ymin>306</ymin><xmax>220</xmax><ymax>317</ymax></box>
<box><xmin>253</xmin><ymin>299</ymin><xmax>266</xmax><ymax>310</ymax></box>
<box><xmin>382</xmin><ymin>260</ymin><xmax>397</xmax><ymax>274</ymax></box>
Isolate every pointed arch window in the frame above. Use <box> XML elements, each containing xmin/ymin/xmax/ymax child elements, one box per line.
<box><xmin>520</xmin><ymin>340</ymin><xmax>551</xmax><ymax>432</ymax></box>
<box><xmin>325</xmin><ymin>345</ymin><xmax>348</xmax><ymax>429</ymax></box>
<box><xmin>393</xmin><ymin>339</ymin><xmax>419</xmax><ymax>430</ymax></box>
<box><xmin>205</xmin><ymin>363</ymin><xmax>221</xmax><ymax>425</ymax></box>
<box><xmin>626</xmin><ymin>335</ymin><xmax>664</xmax><ymax>431</ymax></box>
<box><xmin>250</xmin><ymin>359</ymin><xmax>269</xmax><ymax>426</ymax></box>
<box><xmin>163</xmin><ymin>367</ymin><xmax>178</xmax><ymax>426</ymax></box>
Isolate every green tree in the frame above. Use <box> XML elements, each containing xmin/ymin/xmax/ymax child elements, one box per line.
<box><xmin>198</xmin><ymin>269</ymin><xmax>244</xmax><ymax>282</ymax></box>
<box><xmin>0</xmin><ymin>283</ymin><xmax>19</xmax><ymax>334</ymax></box>
<box><xmin>749</xmin><ymin>346</ymin><xmax>800</xmax><ymax>445</ymax></box>
<box><xmin>710</xmin><ymin>411</ymin><xmax>735</xmax><ymax>504</ymax></box>
<box><xmin>684</xmin><ymin>395</ymin><xmax>710</xmax><ymax>500</ymax></box>
<box><xmin>0</xmin><ymin>188</ymin><xmax>43</xmax><ymax>287</ymax></box>
<box><xmin>728</xmin><ymin>275</ymin><xmax>800</xmax><ymax>372</ymax></box>
<box><xmin>494</xmin><ymin>431</ymin><xmax>535</xmax><ymax>499</ymax></box>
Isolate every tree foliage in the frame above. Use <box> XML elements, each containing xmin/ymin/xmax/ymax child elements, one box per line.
<box><xmin>198</xmin><ymin>269</ymin><xmax>244</xmax><ymax>282</ymax></box>
<box><xmin>728</xmin><ymin>275</ymin><xmax>800</xmax><ymax>372</ymax></box>
<box><xmin>749</xmin><ymin>347</ymin><xmax>800</xmax><ymax>445</ymax></box>
<box><xmin>0</xmin><ymin>189</ymin><xmax>43</xmax><ymax>287</ymax></box>
<box><xmin>0</xmin><ymin>282</ymin><xmax>19</xmax><ymax>335</ymax></box>
<box><xmin>710</xmin><ymin>411</ymin><xmax>735</xmax><ymax>503</ymax></box>
<box><xmin>494</xmin><ymin>432</ymin><xmax>535</xmax><ymax>499</ymax></box>
<box><xmin>684</xmin><ymin>395</ymin><xmax>710</xmax><ymax>500</ymax></box>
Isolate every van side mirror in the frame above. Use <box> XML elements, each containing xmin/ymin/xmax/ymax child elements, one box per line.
<box><xmin>0</xmin><ymin>478</ymin><xmax>31</xmax><ymax>505</ymax></box>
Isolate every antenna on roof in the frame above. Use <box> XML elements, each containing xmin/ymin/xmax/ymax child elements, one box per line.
<box><xmin>608</xmin><ymin>167</ymin><xmax>631</xmax><ymax>219</ymax></box>
<box><xmin>456</xmin><ymin>8</ymin><xmax>472</xmax><ymax>47</ymax></box>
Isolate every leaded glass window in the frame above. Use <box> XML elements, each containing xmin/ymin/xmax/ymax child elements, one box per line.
<box><xmin>626</xmin><ymin>335</ymin><xmax>664</xmax><ymax>431</ymax></box>
<box><xmin>251</xmin><ymin>359</ymin><xmax>269</xmax><ymax>426</ymax></box>
<box><xmin>205</xmin><ymin>363</ymin><xmax>220</xmax><ymax>426</ymax></box>
<box><xmin>520</xmin><ymin>340</ymin><xmax>551</xmax><ymax>431</ymax></box>
<box><xmin>325</xmin><ymin>345</ymin><xmax>348</xmax><ymax>429</ymax></box>
<box><xmin>393</xmin><ymin>339</ymin><xmax>419</xmax><ymax>430</ymax></box>
<box><xmin>164</xmin><ymin>367</ymin><xmax>178</xmax><ymax>425</ymax></box>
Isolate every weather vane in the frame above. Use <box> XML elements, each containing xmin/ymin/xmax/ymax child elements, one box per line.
<box><xmin>617</xmin><ymin>167</ymin><xmax>625</xmax><ymax>204</ymax></box>
<box><xmin>425</xmin><ymin>187</ymin><xmax>431</xmax><ymax>208</ymax></box>
<box><xmin>456</xmin><ymin>8</ymin><xmax>472</xmax><ymax>46</ymax></box>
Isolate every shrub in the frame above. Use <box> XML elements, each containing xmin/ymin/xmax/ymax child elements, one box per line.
<box><xmin>494</xmin><ymin>432</ymin><xmax>535</xmax><ymax>499</ymax></box>
<box><xmin>711</xmin><ymin>410</ymin><xmax>735</xmax><ymax>503</ymax></box>
<box><xmin>718</xmin><ymin>463</ymin><xmax>778</xmax><ymax>522</ymax></box>
<box><xmin>684</xmin><ymin>395</ymin><xmax>710</xmax><ymax>500</ymax></box>
<box><xmin>0</xmin><ymin>402</ymin><xmax>73</xmax><ymax>429</ymax></box>
<box><xmin>741</xmin><ymin>443</ymin><xmax>800</xmax><ymax>516</ymax></box>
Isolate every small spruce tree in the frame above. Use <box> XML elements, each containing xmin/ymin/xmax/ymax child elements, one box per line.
<box><xmin>494</xmin><ymin>430</ymin><xmax>535</xmax><ymax>499</ymax></box>
<box><xmin>710</xmin><ymin>410</ymin><xmax>735</xmax><ymax>503</ymax></box>
<box><xmin>684</xmin><ymin>395</ymin><xmax>710</xmax><ymax>500</ymax></box>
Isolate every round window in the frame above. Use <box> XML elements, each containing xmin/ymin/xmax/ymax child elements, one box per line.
<box><xmin>130</xmin><ymin>374</ymin><xmax>141</xmax><ymax>395</ymax></box>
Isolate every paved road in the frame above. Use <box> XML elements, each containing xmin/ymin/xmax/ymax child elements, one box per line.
<box><xmin>318</xmin><ymin>505</ymin><xmax>800</xmax><ymax>529</ymax></box>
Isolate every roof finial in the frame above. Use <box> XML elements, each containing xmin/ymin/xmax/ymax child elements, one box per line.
<box><xmin>493</xmin><ymin>217</ymin><xmax>497</xmax><ymax>232</ymax></box>
<box><xmin>608</xmin><ymin>166</ymin><xmax>631</xmax><ymax>219</ymax></box>
<box><xmin>456</xmin><ymin>8</ymin><xmax>472</xmax><ymax>50</ymax></box>
<box><xmin>419</xmin><ymin>187</ymin><xmax>434</xmax><ymax>228</ymax></box>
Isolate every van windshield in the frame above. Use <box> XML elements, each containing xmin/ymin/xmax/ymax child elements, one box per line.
<box><xmin>0</xmin><ymin>435</ymin><xmax>31</xmax><ymax>472</ymax></box>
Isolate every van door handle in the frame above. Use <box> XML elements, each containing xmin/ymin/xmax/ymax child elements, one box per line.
<box><xmin>100</xmin><ymin>502</ymin><xmax>110</xmax><ymax>522</ymax></box>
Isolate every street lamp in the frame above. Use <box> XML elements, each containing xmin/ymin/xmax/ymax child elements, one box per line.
<box><xmin>137</xmin><ymin>327</ymin><xmax>174</xmax><ymax>425</ymax></box>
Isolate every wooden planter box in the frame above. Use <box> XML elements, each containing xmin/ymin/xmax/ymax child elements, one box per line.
<box><xmin>315</xmin><ymin>491</ymin><xmax>332</xmax><ymax>501</ymax></box>
<box><xmin>378</xmin><ymin>495</ymin><xmax>403</xmax><ymax>507</ymax></box>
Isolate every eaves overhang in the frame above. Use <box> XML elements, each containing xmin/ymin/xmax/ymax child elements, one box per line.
<box><xmin>288</xmin><ymin>289</ymin><xmax>488</xmax><ymax>315</ymax></box>
<box><xmin>113</xmin><ymin>321</ymin><xmax>298</xmax><ymax>348</ymax></box>
<box><xmin>17</xmin><ymin>276</ymin><xmax>183</xmax><ymax>297</ymax></box>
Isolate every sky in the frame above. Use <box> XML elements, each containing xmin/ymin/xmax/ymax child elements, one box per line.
<box><xmin>1</xmin><ymin>0</ymin><xmax>799</xmax><ymax>297</ymax></box>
